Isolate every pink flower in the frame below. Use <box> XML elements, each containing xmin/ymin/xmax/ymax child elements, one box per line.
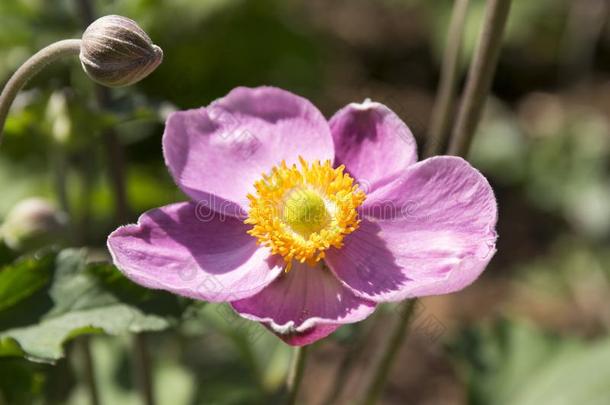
<box><xmin>107</xmin><ymin>87</ymin><xmax>497</xmax><ymax>345</ymax></box>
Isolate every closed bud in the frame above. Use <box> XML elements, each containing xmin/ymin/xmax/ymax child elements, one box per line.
<box><xmin>1</xmin><ymin>198</ymin><xmax>68</xmax><ymax>251</ymax></box>
<box><xmin>79</xmin><ymin>15</ymin><xmax>163</xmax><ymax>87</ymax></box>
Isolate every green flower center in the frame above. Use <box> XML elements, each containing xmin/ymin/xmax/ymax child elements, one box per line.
<box><xmin>282</xmin><ymin>188</ymin><xmax>330</xmax><ymax>238</ymax></box>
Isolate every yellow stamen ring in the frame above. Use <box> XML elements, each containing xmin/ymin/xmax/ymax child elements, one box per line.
<box><xmin>245</xmin><ymin>157</ymin><xmax>366</xmax><ymax>271</ymax></box>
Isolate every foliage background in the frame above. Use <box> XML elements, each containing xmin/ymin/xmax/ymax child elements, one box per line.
<box><xmin>1</xmin><ymin>0</ymin><xmax>610</xmax><ymax>404</ymax></box>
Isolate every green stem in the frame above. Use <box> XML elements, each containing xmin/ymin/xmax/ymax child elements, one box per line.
<box><xmin>75</xmin><ymin>4</ymin><xmax>145</xmax><ymax>405</ymax></box>
<box><xmin>80</xmin><ymin>337</ymin><xmax>101</xmax><ymax>405</ymax></box>
<box><xmin>51</xmin><ymin>142</ymin><xmax>78</xmax><ymax>246</ymax></box>
<box><xmin>0</xmin><ymin>40</ymin><xmax>105</xmax><ymax>405</ymax></box>
<box><xmin>285</xmin><ymin>346</ymin><xmax>309</xmax><ymax>405</ymax></box>
<box><xmin>101</xmin><ymin>121</ymin><xmax>130</xmax><ymax>223</ymax></box>
<box><xmin>77</xmin><ymin>146</ymin><xmax>96</xmax><ymax>243</ymax></box>
<box><xmin>358</xmin><ymin>300</ymin><xmax>417</xmax><ymax>405</ymax></box>
<box><xmin>75</xmin><ymin>0</ymin><xmax>130</xmax><ymax>224</ymax></box>
<box><xmin>0</xmin><ymin>39</ymin><xmax>81</xmax><ymax>143</ymax></box>
<box><xmin>321</xmin><ymin>315</ymin><xmax>380</xmax><ymax>405</ymax></box>
<box><xmin>359</xmin><ymin>2</ymin><xmax>513</xmax><ymax>404</ymax></box>
<box><xmin>52</xmin><ymin>146</ymin><xmax>70</xmax><ymax>216</ymax></box>
<box><xmin>54</xmin><ymin>142</ymin><xmax>99</xmax><ymax>405</ymax></box>
<box><xmin>448</xmin><ymin>0</ymin><xmax>512</xmax><ymax>157</ymax></box>
<box><xmin>134</xmin><ymin>334</ymin><xmax>156</xmax><ymax>405</ymax></box>
<box><xmin>425</xmin><ymin>0</ymin><xmax>470</xmax><ymax>158</ymax></box>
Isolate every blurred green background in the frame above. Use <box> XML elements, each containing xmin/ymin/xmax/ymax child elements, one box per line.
<box><xmin>1</xmin><ymin>0</ymin><xmax>610</xmax><ymax>404</ymax></box>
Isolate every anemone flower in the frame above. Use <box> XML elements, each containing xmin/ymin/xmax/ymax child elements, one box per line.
<box><xmin>108</xmin><ymin>86</ymin><xmax>497</xmax><ymax>345</ymax></box>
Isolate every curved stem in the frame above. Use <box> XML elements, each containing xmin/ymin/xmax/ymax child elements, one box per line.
<box><xmin>285</xmin><ymin>346</ymin><xmax>309</xmax><ymax>405</ymax></box>
<box><xmin>0</xmin><ymin>40</ymin><xmax>105</xmax><ymax>405</ymax></box>
<box><xmin>0</xmin><ymin>39</ymin><xmax>81</xmax><ymax>143</ymax></box>
<box><xmin>448</xmin><ymin>0</ymin><xmax>512</xmax><ymax>157</ymax></box>
<box><xmin>425</xmin><ymin>0</ymin><xmax>470</xmax><ymax>158</ymax></box>
<box><xmin>358</xmin><ymin>300</ymin><xmax>417</xmax><ymax>405</ymax></box>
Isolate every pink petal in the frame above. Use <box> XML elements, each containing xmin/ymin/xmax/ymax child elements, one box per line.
<box><xmin>267</xmin><ymin>324</ymin><xmax>341</xmax><ymax>346</ymax></box>
<box><xmin>163</xmin><ymin>86</ymin><xmax>334</xmax><ymax>217</ymax></box>
<box><xmin>326</xmin><ymin>156</ymin><xmax>498</xmax><ymax>302</ymax></box>
<box><xmin>329</xmin><ymin>100</ymin><xmax>417</xmax><ymax>192</ymax></box>
<box><xmin>107</xmin><ymin>202</ymin><xmax>282</xmax><ymax>302</ymax></box>
<box><xmin>231</xmin><ymin>262</ymin><xmax>376</xmax><ymax>346</ymax></box>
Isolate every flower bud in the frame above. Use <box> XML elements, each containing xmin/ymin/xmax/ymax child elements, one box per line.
<box><xmin>79</xmin><ymin>15</ymin><xmax>163</xmax><ymax>88</ymax></box>
<box><xmin>1</xmin><ymin>198</ymin><xmax>68</xmax><ymax>251</ymax></box>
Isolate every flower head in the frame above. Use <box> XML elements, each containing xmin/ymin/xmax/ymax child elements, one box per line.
<box><xmin>245</xmin><ymin>158</ymin><xmax>365</xmax><ymax>270</ymax></box>
<box><xmin>108</xmin><ymin>87</ymin><xmax>498</xmax><ymax>345</ymax></box>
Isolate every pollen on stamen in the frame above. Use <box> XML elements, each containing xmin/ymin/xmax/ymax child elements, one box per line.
<box><xmin>244</xmin><ymin>157</ymin><xmax>366</xmax><ymax>272</ymax></box>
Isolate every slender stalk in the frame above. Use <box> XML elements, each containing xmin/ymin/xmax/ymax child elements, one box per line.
<box><xmin>77</xmin><ymin>146</ymin><xmax>96</xmax><ymax>243</ymax></box>
<box><xmin>80</xmin><ymin>336</ymin><xmax>101</xmax><ymax>405</ymax></box>
<box><xmin>321</xmin><ymin>315</ymin><xmax>381</xmax><ymax>405</ymax></box>
<box><xmin>100</xmin><ymin>104</ymin><xmax>129</xmax><ymax>223</ymax></box>
<box><xmin>75</xmin><ymin>4</ymin><xmax>149</xmax><ymax>405</ymax></box>
<box><xmin>359</xmin><ymin>2</ymin><xmax>513</xmax><ymax>404</ymax></box>
<box><xmin>448</xmin><ymin>0</ymin><xmax>512</xmax><ymax>157</ymax></box>
<box><xmin>322</xmin><ymin>351</ymin><xmax>354</xmax><ymax>405</ymax></box>
<box><xmin>0</xmin><ymin>39</ymin><xmax>81</xmax><ymax>142</ymax></box>
<box><xmin>54</xmin><ymin>139</ymin><xmax>99</xmax><ymax>404</ymax></box>
<box><xmin>425</xmin><ymin>0</ymin><xmax>470</xmax><ymax>158</ymax></box>
<box><xmin>1</xmin><ymin>8</ymin><xmax>154</xmax><ymax>404</ymax></box>
<box><xmin>52</xmin><ymin>145</ymin><xmax>70</xmax><ymax>217</ymax></box>
<box><xmin>134</xmin><ymin>334</ymin><xmax>156</xmax><ymax>405</ymax></box>
<box><xmin>322</xmin><ymin>340</ymin><xmax>366</xmax><ymax>405</ymax></box>
<box><xmin>285</xmin><ymin>346</ymin><xmax>309</xmax><ymax>405</ymax></box>
<box><xmin>358</xmin><ymin>300</ymin><xmax>417</xmax><ymax>405</ymax></box>
<box><xmin>0</xmin><ymin>39</ymin><xmax>105</xmax><ymax>405</ymax></box>
<box><xmin>75</xmin><ymin>0</ymin><xmax>129</xmax><ymax>224</ymax></box>
<box><xmin>51</xmin><ymin>141</ymin><xmax>80</xmax><ymax>246</ymax></box>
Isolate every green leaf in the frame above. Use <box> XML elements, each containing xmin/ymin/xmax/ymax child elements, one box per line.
<box><xmin>0</xmin><ymin>249</ymin><xmax>188</xmax><ymax>362</ymax></box>
<box><xmin>449</xmin><ymin>319</ymin><xmax>610</xmax><ymax>405</ymax></box>
<box><xmin>0</xmin><ymin>251</ymin><xmax>54</xmax><ymax>312</ymax></box>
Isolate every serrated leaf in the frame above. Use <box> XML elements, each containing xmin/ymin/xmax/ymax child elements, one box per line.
<box><xmin>0</xmin><ymin>248</ymin><xmax>188</xmax><ymax>362</ymax></box>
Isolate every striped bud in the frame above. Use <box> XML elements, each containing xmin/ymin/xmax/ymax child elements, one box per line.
<box><xmin>79</xmin><ymin>15</ymin><xmax>163</xmax><ymax>87</ymax></box>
